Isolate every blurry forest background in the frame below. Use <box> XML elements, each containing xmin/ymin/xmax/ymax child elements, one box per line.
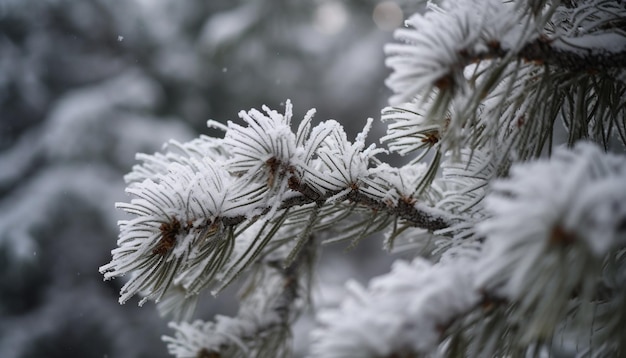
<box><xmin>0</xmin><ymin>1</ymin><xmax>413</xmax><ymax>357</ymax></box>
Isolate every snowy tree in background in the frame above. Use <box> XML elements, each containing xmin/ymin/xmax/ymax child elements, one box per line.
<box><xmin>100</xmin><ymin>0</ymin><xmax>626</xmax><ymax>357</ymax></box>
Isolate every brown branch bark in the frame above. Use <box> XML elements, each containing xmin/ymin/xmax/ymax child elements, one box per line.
<box><xmin>286</xmin><ymin>177</ymin><xmax>452</xmax><ymax>232</ymax></box>
<box><xmin>466</xmin><ymin>35</ymin><xmax>626</xmax><ymax>72</ymax></box>
<box><xmin>517</xmin><ymin>36</ymin><xmax>626</xmax><ymax>72</ymax></box>
<box><xmin>219</xmin><ymin>176</ymin><xmax>453</xmax><ymax>233</ymax></box>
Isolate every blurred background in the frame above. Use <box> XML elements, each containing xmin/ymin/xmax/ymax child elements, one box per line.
<box><xmin>0</xmin><ymin>0</ymin><xmax>415</xmax><ymax>356</ymax></box>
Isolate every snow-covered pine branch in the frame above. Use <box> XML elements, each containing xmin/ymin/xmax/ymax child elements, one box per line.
<box><xmin>100</xmin><ymin>100</ymin><xmax>454</xmax><ymax>311</ymax></box>
<box><xmin>164</xmin><ymin>235</ymin><xmax>316</xmax><ymax>358</ymax></box>
<box><xmin>101</xmin><ymin>0</ymin><xmax>626</xmax><ymax>356</ymax></box>
<box><xmin>311</xmin><ymin>143</ymin><xmax>626</xmax><ymax>357</ymax></box>
<box><xmin>385</xmin><ymin>0</ymin><xmax>626</xmax><ymax>162</ymax></box>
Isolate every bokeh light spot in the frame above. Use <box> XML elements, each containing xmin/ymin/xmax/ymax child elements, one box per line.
<box><xmin>373</xmin><ymin>1</ymin><xmax>404</xmax><ymax>32</ymax></box>
<box><xmin>313</xmin><ymin>1</ymin><xmax>349</xmax><ymax>35</ymax></box>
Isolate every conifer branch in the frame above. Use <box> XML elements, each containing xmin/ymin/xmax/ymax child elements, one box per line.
<box><xmin>215</xmin><ymin>175</ymin><xmax>453</xmax><ymax>235</ymax></box>
<box><xmin>286</xmin><ymin>175</ymin><xmax>452</xmax><ymax>232</ymax></box>
<box><xmin>99</xmin><ymin>1</ymin><xmax>626</xmax><ymax>356</ymax></box>
<box><xmin>518</xmin><ymin>37</ymin><xmax>626</xmax><ymax>72</ymax></box>
<box><xmin>164</xmin><ymin>234</ymin><xmax>316</xmax><ymax>358</ymax></box>
<box><xmin>462</xmin><ymin>36</ymin><xmax>626</xmax><ymax>72</ymax></box>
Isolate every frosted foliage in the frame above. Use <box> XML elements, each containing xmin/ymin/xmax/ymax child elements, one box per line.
<box><xmin>165</xmin><ymin>313</ymin><xmax>287</xmax><ymax>358</ymax></box>
<box><xmin>310</xmin><ymin>258</ymin><xmax>478</xmax><ymax>357</ymax></box>
<box><xmin>95</xmin><ymin>0</ymin><xmax>626</xmax><ymax>356</ymax></box>
<box><xmin>550</xmin><ymin>1</ymin><xmax>626</xmax><ymax>46</ymax></box>
<box><xmin>477</xmin><ymin>142</ymin><xmax>626</xmax><ymax>298</ymax></box>
<box><xmin>225</xmin><ymin>103</ymin><xmax>299</xmax><ymax>176</ymax></box>
<box><xmin>156</xmin><ymin>285</ymin><xmax>199</xmax><ymax>322</ymax></box>
<box><xmin>102</xmin><ymin>100</ymin><xmax>395</xmax><ymax>307</ymax></box>
<box><xmin>164</xmin><ymin>263</ymin><xmax>295</xmax><ymax>357</ymax></box>
<box><xmin>385</xmin><ymin>0</ymin><xmax>527</xmax><ymax>105</ymax></box>
<box><xmin>307</xmin><ymin>118</ymin><xmax>386</xmax><ymax>197</ymax></box>
<box><xmin>363</xmin><ymin>163</ymin><xmax>430</xmax><ymax>205</ymax></box>
<box><xmin>222</xmin><ymin>100</ymin><xmax>362</xmax><ymax>206</ymax></box>
<box><xmin>384</xmin><ymin>0</ymin><xmax>626</xmax><ymax>162</ymax></box>
<box><xmin>101</xmin><ymin>156</ymin><xmax>244</xmax><ymax>304</ymax></box>
<box><xmin>381</xmin><ymin>101</ymin><xmax>447</xmax><ymax>158</ymax></box>
<box><xmin>127</xmin><ymin>137</ymin><xmax>223</xmax><ymax>184</ymax></box>
<box><xmin>436</xmin><ymin>149</ymin><xmax>496</xmax><ymax>217</ymax></box>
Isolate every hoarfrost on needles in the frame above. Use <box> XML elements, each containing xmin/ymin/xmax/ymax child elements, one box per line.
<box><xmin>97</xmin><ymin>0</ymin><xmax>626</xmax><ymax>354</ymax></box>
<box><xmin>477</xmin><ymin>142</ymin><xmax>626</xmax><ymax>310</ymax></box>
<box><xmin>310</xmin><ymin>258</ymin><xmax>478</xmax><ymax>357</ymax></box>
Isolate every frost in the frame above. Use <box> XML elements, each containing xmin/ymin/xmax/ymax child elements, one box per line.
<box><xmin>305</xmin><ymin>118</ymin><xmax>386</xmax><ymax>196</ymax></box>
<box><xmin>100</xmin><ymin>157</ymin><xmax>244</xmax><ymax>303</ymax></box>
<box><xmin>474</xmin><ymin>143</ymin><xmax>626</xmax><ymax>341</ymax></box>
<box><xmin>384</xmin><ymin>0</ymin><xmax>526</xmax><ymax>105</ymax></box>
<box><xmin>224</xmin><ymin>101</ymin><xmax>299</xmax><ymax>179</ymax></box>
<box><xmin>310</xmin><ymin>258</ymin><xmax>479</xmax><ymax>357</ymax></box>
<box><xmin>88</xmin><ymin>0</ymin><xmax>626</xmax><ymax>355</ymax></box>
<box><xmin>553</xmin><ymin>33</ymin><xmax>626</xmax><ymax>55</ymax></box>
<box><xmin>361</xmin><ymin>163</ymin><xmax>429</xmax><ymax>204</ymax></box>
<box><xmin>436</xmin><ymin>148</ymin><xmax>496</xmax><ymax>217</ymax></box>
<box><xmin>380</xmin><ymin>101</ymin><xmax>446</xmax><ymax>158</ymax></box>
<box><xmin>164</xmin><ymin>261</ymin><xmax>297</xmax><ymax>357</ymax></box>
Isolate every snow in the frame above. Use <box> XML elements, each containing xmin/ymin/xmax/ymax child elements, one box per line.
<box><xmin>310</xmin><ymin>258</ymin><xmax>479</xmax><ymax>357</ymax></box>
<box><xmin>384</xmin><ymin>0</ymin><xmax>541</xmax><ymax>105</ymax></box>
<box><xmin>553</xmin><ymin>32</ymin><xmax>626</xmax><ymax>55</ymax></box>
<box><xmin>476</xmin><ymin>142</ymin><xmax>626</xmax><ymax>300</ymax></box>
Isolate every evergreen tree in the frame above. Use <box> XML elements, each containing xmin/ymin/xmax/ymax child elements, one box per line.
<box><xmin>102</xmin><ymin>0</ymin><xmax>626</xmax><ymax>356</ymax></box>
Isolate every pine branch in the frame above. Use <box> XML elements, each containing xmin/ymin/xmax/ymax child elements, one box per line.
<box><xmin>101</xmin><ymin>1</ymin><xmax>626</xmax><ymax>356</ymax></box>
<box><xmin>463</xmin><ymin>35</ymin><xmax>626</xmax><ymax>72</ymax></box>
<box><xmin>286</xmin><ymin>176</ymin><xmax>452</xmax><ymax>232</ymax></box>
<box><xmin>520</xmin><ymin>37</ymin><xmax>626</xmax><ymax>71</ymax></box>
<box><xmin>164</xmin><ymin>235</ymin><xmax>316</xmax><ymax>358</ymax></box>
<box><xmin>211</xmin><ymin>176</ymin><xmax>453</xmax><ymax>237</ymax></box>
